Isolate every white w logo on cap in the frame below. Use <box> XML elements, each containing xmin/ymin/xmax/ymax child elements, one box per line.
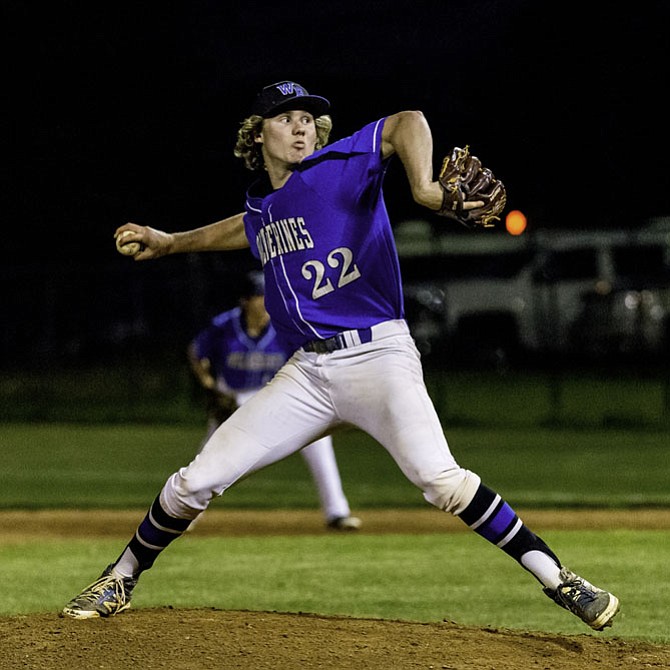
<box><xmin>276</xmin><ymin>82</ymin><xmax>305</xmax><ymax>96</ymax></box>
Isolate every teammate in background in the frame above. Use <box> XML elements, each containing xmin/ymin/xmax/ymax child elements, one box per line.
<box><xmin>63</xmin><ymin>81</ymin><xmax>620</xmax><ymax>631</ymax></box>
<box><xmin>187</xmin><ymin>270</ymin><xmax>361</xmax><ymax>531</ymax></box>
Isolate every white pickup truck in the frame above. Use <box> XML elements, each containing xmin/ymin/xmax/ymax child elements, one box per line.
<box><xmin>396</xmin><ymin>221</ymin><xmax>670</xmax><ymax>364</ymax></box>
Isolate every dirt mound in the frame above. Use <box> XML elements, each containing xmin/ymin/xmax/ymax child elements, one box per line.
<box><xmin>4</xmin><ymin>608</ymin><xmax>668</xmax><ymax>670</ymax></box>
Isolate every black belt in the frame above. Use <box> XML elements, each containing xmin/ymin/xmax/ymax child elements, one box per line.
<box><xmin>303</xmin><ymin>327</ymin><xmax>373</xmax><ymax>354</ymax></box>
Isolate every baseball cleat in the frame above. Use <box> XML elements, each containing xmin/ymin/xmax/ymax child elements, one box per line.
<box><xmin>327</xmin><ymin>515</ymin><xmax>362</xmax><ymax>531</ymax></box>
<box><xmin>543</xmin><ymin>567</ymin><xmax>620</xmax><ymax>631</ymax></box>
<box><xmin>60</xmin><ymin>564</ymin><xmax>137</xmax><ymax>619</ymax></box>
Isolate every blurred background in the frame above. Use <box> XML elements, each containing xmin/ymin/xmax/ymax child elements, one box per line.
<box><xmin>5</xmin><ymin>0</ymin><xmax>670</xmax><ymax>426</ymax></box>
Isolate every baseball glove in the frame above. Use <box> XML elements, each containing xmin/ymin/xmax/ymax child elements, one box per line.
<box><xmin>437</xmin><ymin>146</ymin><xmax>506</xmax><ymax>228</ymax></box>
<box><xmin>206</xmin><ymin>389</ymin><xmax>239</xmax><ymax>424</ymax></box>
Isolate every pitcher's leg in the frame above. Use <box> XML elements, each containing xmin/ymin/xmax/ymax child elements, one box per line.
<box><xmin>118</xmin><ymin>369</ymin><xmax>336</xmax><ymax>571</ymax></box>
<box><xmin>330</xmin><ymin>337</ymin><xmax>480</xmax><ymax>513</ymax></box>
<box><xmin>329</xmin><ymin>335</ymin><xmax>619</xmax><ymax>630</ymax></box>
<box><xmin>112</xmin><ymin>407</ymin><xmax>303</xmax><ymax>580</ymax></box>
<box><xmin>456</xmin><ymin>480</ymin><xmax>620</xmax><ymax>629</ymax></box>
<box><xmin>336</xmin><ymin>343</ymin><xmax>566</xmax><ymax>583</ymax></box>
<box><xmin>163</xmin><ymin>360</ymin><xmax>337</xmax><ymax>517</ymax></box>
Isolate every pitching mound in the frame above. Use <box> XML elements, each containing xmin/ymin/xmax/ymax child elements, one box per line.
<box><xmin>4</xmin><ymin>608</ymin><xmax>669</xmax><ymax>670</ymax></box>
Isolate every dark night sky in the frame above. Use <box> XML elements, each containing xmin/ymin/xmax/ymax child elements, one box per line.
<box><xmin>8</xmin><ymin>0</ymin><xmax>670</xmax><ymax>262</ymax></box>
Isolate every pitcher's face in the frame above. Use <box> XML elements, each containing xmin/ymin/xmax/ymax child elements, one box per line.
<box><xmin>256</xmin><ymin>109</ymin><xmax>318</xmax><ymax>168</ymax></box>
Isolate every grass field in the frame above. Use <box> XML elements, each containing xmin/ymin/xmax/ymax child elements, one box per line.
<box><xmin>1</xmin><ymin>422</ymin><xmax>669</xmax><ymax>643</ymax></box>
<box><xmin>2</xmin><ymin>423</ymin><xmax>669</xmax><ymax>508</ymax></box>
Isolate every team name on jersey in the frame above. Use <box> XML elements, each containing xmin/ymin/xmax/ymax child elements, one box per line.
<box><xmin>256</xmin><ymin>217</ymin><xmax>314</xmax><ymax>265</ymax></box>
<box><xmin>226</xmin><ymin>351</ymin><xmax>286</xmax><ymax>371</ymax></box>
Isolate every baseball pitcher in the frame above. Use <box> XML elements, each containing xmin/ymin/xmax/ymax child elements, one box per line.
<box><xmin>64</xmin><ymin>80</ymin><xmax>619</xmax><ymax>632</ymax></box>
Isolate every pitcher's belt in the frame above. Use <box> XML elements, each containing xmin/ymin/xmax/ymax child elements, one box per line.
<box><xmin>302</xmin><ymin>320</ymin><xmax>407</xmax><ymax>354</ymax></box>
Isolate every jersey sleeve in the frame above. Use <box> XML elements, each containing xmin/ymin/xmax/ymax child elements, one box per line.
<box><xmin>304</xmin><ymin>118</ymin><xmax>386</xmax><ymax>164</ymax></box>
<box><xmin>295</xmin><ymin>118</ymin><xmax>388</xmax><ymax>208</ymax></box>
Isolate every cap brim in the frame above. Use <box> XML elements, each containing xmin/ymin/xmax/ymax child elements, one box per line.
<box><xmin>262</xmin><ymin>95</ymin><xmax>330</xmax><ymax>118</ymax></box>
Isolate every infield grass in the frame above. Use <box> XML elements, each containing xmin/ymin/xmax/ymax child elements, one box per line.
<box><xmin>1</xmin><ymin>530</ymin><xmax>666</xmax><ymax>643</ymax></box>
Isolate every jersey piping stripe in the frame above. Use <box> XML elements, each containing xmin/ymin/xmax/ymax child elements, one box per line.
<box><xmin>372</xmin><ymin>118</ymin><xmax>383</xmax><ymax>153</ymax></box>
<box><xmin>278</xmin><ymin>252</ymin><xmax>322</xmax><ymax>339</ymax></box>
<box><xmin>265</xmin><ymin>202</ymin><xmax>320</xmax><ymax>339</ymax></box>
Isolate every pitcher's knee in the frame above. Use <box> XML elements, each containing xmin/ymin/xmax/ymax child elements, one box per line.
<box><xmin>160</xmin><ymin>470</ymin><xmax>217</xmax><ymax>519</ymax></box>
<box><xmin>422</xmin><ymin>468</ymin><xmax>481</xmax><ymax>514</ymax></box>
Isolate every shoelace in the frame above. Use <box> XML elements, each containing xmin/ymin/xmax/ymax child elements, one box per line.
<box><xmin>77</xmin><ymin>574</ymin><xmax>127</xmax><ymax>606</ymax></box>
<box><xmin>559</xmin><ymin>579</ymin><xmax>596</xmax><ymax>606</ymax></box>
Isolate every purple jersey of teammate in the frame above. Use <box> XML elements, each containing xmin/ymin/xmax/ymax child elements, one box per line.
<box><xmin>243</xmin><ymin>120</ymin><xmax>404</xmax><ymax>353</ymax></box>
<box><xmin>192</xmin><ymin>307</ymin><xmax>287</xmax><ymax>393</ymax></box>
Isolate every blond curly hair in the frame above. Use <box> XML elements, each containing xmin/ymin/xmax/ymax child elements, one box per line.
<box><xmin>234</xmin><ymin>114</ymin><xmax>333</xmax><ymax>171</ymax></box>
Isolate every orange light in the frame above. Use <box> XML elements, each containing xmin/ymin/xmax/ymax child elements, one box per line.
<box><xmin>505</xmin><ymin>210</ymin><xmax>527</xmax><ymax>235</ymax></box>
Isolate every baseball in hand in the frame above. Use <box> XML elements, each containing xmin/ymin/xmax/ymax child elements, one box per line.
<box><xmin>115</xmin><ymin>230</ymin><xmax>143</xmax><ymax>256</ymax></box>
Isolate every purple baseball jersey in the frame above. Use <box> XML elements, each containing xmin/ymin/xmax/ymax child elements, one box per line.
<box><xmin>243</xmin><ymin>118</ymin><xmax>405</xmax><ymax>353</ymax></box>
<box><xmin>192</xmin><ymin>307</ymin><xmax>287</xmax><ymax>391</ymax></box>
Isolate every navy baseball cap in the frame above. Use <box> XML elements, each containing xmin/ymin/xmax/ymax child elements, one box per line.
<box><xmin>251</xmin><ymin>81</ymin><xmax>330</xmax><ymax>118</ymax></box>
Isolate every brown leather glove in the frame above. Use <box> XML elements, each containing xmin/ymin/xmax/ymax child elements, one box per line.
<box><xmin>437</xmin><ymin>146</ymin><xmax>507</xmax><ymax>228</ymax></box>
